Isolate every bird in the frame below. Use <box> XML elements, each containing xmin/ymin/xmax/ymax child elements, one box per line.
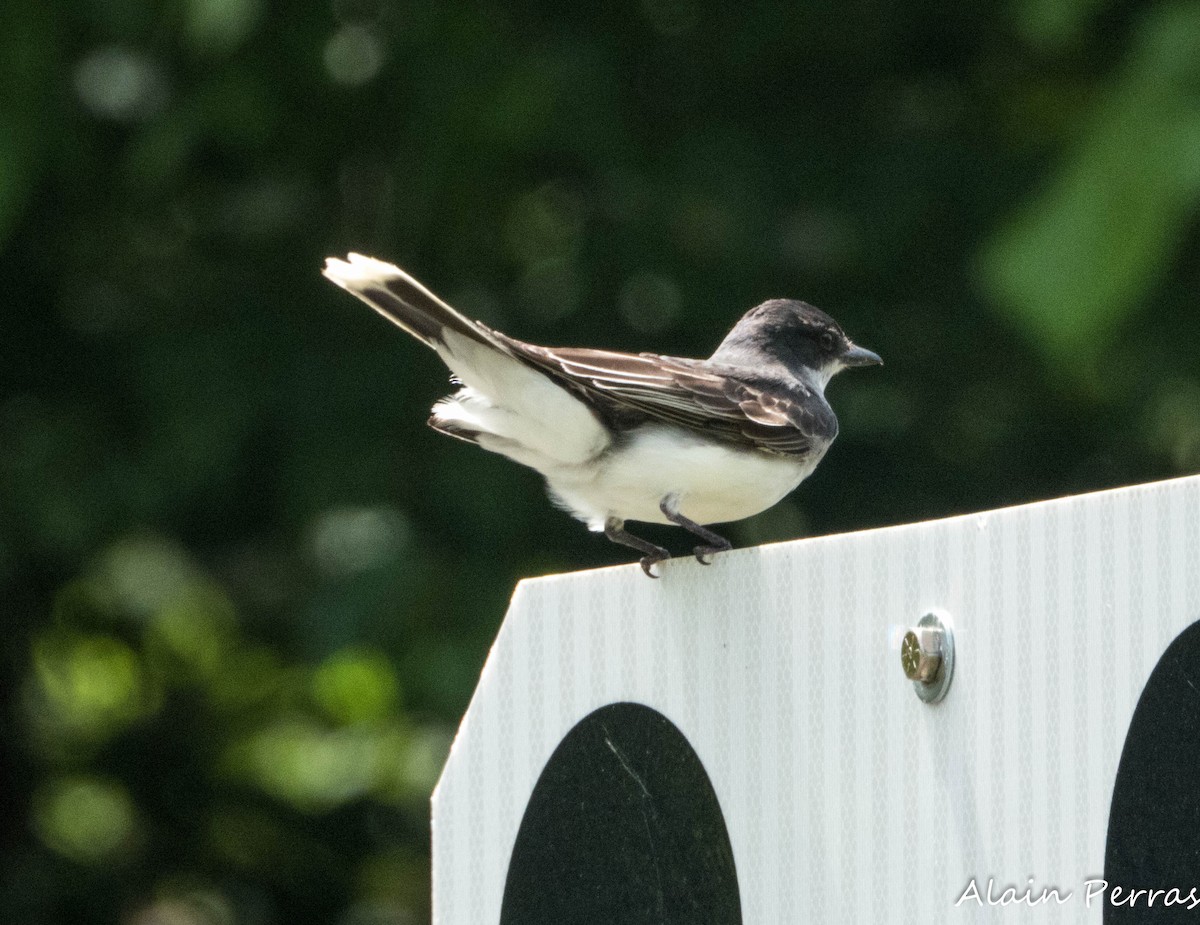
<box><xmin>322</xmin><ymin>253</ymin><xmax>881</xmax><ymax>577</ymax></box>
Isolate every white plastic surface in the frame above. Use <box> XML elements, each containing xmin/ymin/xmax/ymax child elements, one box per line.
<box><xmin>432</xmin><ymin>475</ymin><xmax>1200</xmax><ymax>923</ymax></box>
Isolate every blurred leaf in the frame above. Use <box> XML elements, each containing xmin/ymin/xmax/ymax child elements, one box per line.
<box><xmin>144</xmin><ymin>582</ymin><xmax>239</xmax><ymax>683</ymax></box>
<box><xmin>185</xmin><ymin>0</ymin><xmax>264</xmax><ymax>57</ymax></box>
<box><xmin>311</xmin><ymin>647</ymin><xmax>401</xmax><ymax>724</ymax></box>
<box><xmin>95</xmin><ymin>534</ymin><xmax>202</xmax><ymax>620</ymax></box>
<box><xmin>33</xmin><ymin>777</ymin><xmax>140</xmax><ymax>865</ymax></box>
<box><xmin>980</xmin><ymin>2</ymin><xmax>1200</xmax><ymax>380</ymax></box>
<box><xmin>28</xmin><ymin>631</ymin><xmax>155</xmax><ymax>747</ymax></box>
<box><xmin>224</xmin><ymin>717</ymin><xmax>408</xmax><ymax>812</ymax></box>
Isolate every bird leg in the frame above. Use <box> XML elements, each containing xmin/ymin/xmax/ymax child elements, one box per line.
<box><xmin>659</xmin><ymin>495</ymin><xmax>733</xmax><ymax>565</ymax></box>
<box><xmin>604</xmin><ymin>517</ymin><xmax>671</xmax><ymax>578</ymax></box>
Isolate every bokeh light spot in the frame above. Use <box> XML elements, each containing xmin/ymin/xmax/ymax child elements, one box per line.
<box><xmin>312</xmin><ymin>648</ymin><xmax>401</xmax><ymax>725</ymax></box>
<box><xmin>324</xmin><ymin>24</ymin><xmax>385</xmax><ymax>86</ymax></box>
<box><xmin>30</xmin><ymin>632</ymin><xmax>149</xmax><ymax>743</ymax></box>
<box><xmin>186</xmin><ymin>0</ymin><xmax>263</xmax><ymax>55</ymax></box>
<box><xmin>228</xmin><ymin>719</ymin><xmax>390</xmax><ymax>811</ymax></box>
<box><xmin>309</xmin><ymin>505</ymin><xmax>409</xmax><ymax>577</ymax></box>
<box><xmin>73</xmin><ymin>46</ymin><xmax>167</xmax><ymax>121</ymax></box>
<box><xmin>99</xmin><ymin>535</ymin><xmax>200</xmax><ymax>620</ymax></box>
<box><xmin>33</xmin><ymin>777</ymin><xmax>138</xmax><ymax>864</ymax></box>
<box><xmin>127</xmin><ymin>890</ymin><xmax>236</xmax><ymax>925</ymax></box>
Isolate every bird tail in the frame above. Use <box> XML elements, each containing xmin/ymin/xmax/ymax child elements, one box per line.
<box><xmin>322</xmin><ymin>253</ymin><xmax>610</xmax><ymax>466</ymax></box>
<box><xmin>322</xmin><ymin>253</ymin><xmax>499</xmax><ymax>353</ymax></box>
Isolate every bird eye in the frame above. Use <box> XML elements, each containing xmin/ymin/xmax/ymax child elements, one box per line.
<box><xmin>819</xmin><ymin>331</ymin><xmax>836</xmax><ymax>352</ymax></box>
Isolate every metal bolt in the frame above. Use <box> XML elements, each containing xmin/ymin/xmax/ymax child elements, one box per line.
<box><xmin>902</xmin><ymin>612</ymin><xmax>955</xmax><ymax>703</ymax></box>
<box><xmin>901</xmin><ymin>626</ymin><xmax>943</xmax><ymax>682</ymax></box>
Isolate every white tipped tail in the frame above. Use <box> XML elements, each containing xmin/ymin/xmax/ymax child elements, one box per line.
<box><xmin>323</xmin><ymin>253</ymin><xmax>610</xmax><ymax>466</ymax></box>
<box><xmin>322</xmin><ymin>253</ymin><xmax>489</xmax><ymax>349</ymax></box>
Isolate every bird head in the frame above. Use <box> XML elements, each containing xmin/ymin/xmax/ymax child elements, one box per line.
<box><xmin>711</xmin><ymin>299</ymin><xmax>882</xmax><ymax>390</ymax></box>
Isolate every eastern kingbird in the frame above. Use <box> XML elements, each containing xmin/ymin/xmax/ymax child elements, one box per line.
<box><xmin>323</xmin><ymin>254</ymin><xmax>881</xmax><ymax>576</ymax></box>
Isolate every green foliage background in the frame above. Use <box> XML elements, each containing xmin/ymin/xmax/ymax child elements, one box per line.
<box><xmin>3</xmin><ymin>0</ymin><xmax>1199</xmax><ymax>921</ymax></box>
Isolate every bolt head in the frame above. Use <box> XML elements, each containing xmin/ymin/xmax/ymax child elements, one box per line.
<box><xmin>901</xmin><ymin>627</ymin><xmax>943</xmax><ymax>683</ymax></box>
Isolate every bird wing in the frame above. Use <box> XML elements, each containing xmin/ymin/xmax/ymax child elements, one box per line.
<box><xmin>491</xmin><ymin>335</ymin><xmax>834</xmax><ymax>456</ymax></box>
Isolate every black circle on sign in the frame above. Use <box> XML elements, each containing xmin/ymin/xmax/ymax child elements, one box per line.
<box><xmin>499</xmin><ymin>701</ymin><xmax>742</xmax><ymax>925</ymax></box>
<box><xmin>1105</xmin><ymin>619</ymin><xmax>1200</xmax><ymax>922</ymax></box>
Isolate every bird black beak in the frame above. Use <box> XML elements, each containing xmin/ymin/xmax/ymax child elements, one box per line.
<box><xmin>842</xmin><ymin>343</ymin><xmax>883</xmax><ymax>367</ymax></box>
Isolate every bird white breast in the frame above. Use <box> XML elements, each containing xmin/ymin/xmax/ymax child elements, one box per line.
<box><xmin>542</xmin><ymin>424</ymin><xmax>827</xmax><ymax>529</ymax></box>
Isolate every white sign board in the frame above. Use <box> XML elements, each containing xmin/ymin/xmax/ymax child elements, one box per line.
<box><xmin>432</xmin><ymin>475</ymin><xmax>1200</xmax><ymax>923</ymax></box>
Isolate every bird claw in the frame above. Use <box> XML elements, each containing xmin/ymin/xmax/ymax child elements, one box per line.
<box><xmin>693</xmin><ymin>544</ymin><xmax>728</xmax><ymax>565</ymax></box>
<box><xmin>640</xmin><ymin>551</ymin><xmax>670</xmax><ymax>578</ymax></box>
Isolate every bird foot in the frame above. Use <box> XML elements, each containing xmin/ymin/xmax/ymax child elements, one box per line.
<box><xmin>660</xmin><ymin>496</ymin><xmax>733</xmax><ymax>566</ymax></box>
<box><xmin>605</xmin><ymin>517</ymin><xmax>672</xmax><ymax>579</ymax></box>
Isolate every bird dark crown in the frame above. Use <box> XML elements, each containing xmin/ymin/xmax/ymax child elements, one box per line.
<box><xmin>742</xmin><ymin>299</ymin><xmax>844</xmax><ymax>337</ymax></box>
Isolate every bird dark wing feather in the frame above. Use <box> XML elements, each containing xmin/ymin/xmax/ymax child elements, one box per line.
<box><xmin>488</xmin><ymin>333</ymin><xmax>835</xmax><ymax>456</ymax></box>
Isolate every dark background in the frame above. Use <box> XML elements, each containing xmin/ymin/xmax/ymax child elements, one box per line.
<box><xmin>3</xmin><ymin>0</ymin><xmax>1199</xmax><ymax>922</ymax></box>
